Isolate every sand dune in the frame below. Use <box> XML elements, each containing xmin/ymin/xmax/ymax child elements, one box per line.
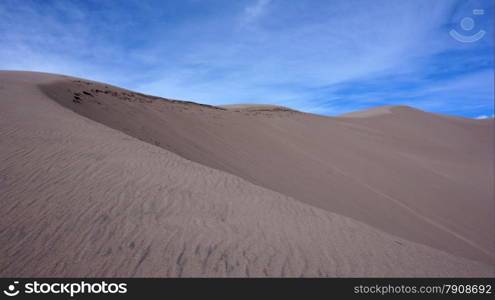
<box><xmin>220</xmin><ymin>104</ymin><xmax>298</xmax><ymax>112</ymax></box>
<box><xmin>39</xmin><ymin>73</ymin><xmax>494</xmax><ymax>264</ymax></box>
<box><xmin>0</xmin><ymin>71</ymin><xmax>493</xmax><ymax>277</ymax></box>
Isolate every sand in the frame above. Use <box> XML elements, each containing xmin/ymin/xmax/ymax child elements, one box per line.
<box><xmin>0</xmin><ymin>70</ymin><xmax>493</xmax><ymax>277</ymax></box>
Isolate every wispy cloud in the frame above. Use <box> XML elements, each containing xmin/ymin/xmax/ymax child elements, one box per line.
<box><xmin>0</xmin><ymin>0</ymin><xmax>493</xmax><ymax>118</ymax></box>
<box><xmin>241</xmin><ymin>0</ymin><xmax>271</xmax><ymax>26</ymax></box>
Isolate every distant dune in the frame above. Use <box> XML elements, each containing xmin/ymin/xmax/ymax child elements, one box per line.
<box><xmin>219</xmin><ymin>104</ymin><xmax>298</xmax><ymax>112</ymax></box>
<box><xmin>0</xmin><ymin>71</ymin><xmax>493</xmax><ymax>277</ymax></box>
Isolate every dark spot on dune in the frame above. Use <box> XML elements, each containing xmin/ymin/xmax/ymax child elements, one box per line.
<box><xmin>97</xmin><ymin>214</ymin><xmax>109</xmax><ymax>224</ymax></box>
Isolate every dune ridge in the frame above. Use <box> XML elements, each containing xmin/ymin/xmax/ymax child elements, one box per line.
<box><xmin>0</xmin><ymin>71</ymin><xmax>493</xmax><ymax>277</ymax></box>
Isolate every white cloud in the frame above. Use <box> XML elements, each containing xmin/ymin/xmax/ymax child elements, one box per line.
<box><xmin>241</xmin><ymin>0</ymin><xmax>272</xmax><ymax>26</ymax></box>
<box><xmin>134</xmin><ymin>0</ymin><xmax>465</xmax><ymax>111</ymax></box>
<box><xmin>475</xmin><ymin>114</ymin><xmax>494</xmax><ymax>119</ymax></box>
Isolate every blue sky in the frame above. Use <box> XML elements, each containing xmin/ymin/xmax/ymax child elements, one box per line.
<box><xmin>0</xmin><ymin>0</ymin><xmax>493</xmax><ymax>118</ymax></box>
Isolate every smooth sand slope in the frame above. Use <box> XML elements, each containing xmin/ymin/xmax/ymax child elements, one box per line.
<box><xmin>0</xmin><ymin>71</ymin><xmax>493</xmax><ymax>277</ymax></box>
<box><xmin>40</xmin><ymin>73</ymin><xmax>494</xmax><ymax>264</ymax></box>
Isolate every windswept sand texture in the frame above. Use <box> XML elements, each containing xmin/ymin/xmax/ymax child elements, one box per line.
<box><xmin>0</xmin><ymin>71</ymin><xmax>493</xmax><ymax>277</ymax></box>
